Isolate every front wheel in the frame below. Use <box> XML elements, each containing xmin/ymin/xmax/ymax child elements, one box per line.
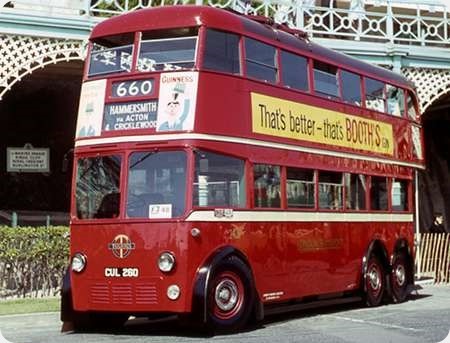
<box><xmin>207</xmin><ymin>255</ymin><xmax>255</xmax><ymax>332</ymax></box>
<box><xmin>364</xmin><ymin>255</ymin><xmax>385</xmax><ymax>307</ymax></box>
<box><xmin>390</xmin><ymin>252</ymin><xmax>410</xmax><ymax>303</ymax></box>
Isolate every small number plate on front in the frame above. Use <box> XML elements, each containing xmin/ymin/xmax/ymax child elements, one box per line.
<box><xmin>104</xmin><ymin>267</ymin><xmax>139</xmax><ymax>278</ymax></box>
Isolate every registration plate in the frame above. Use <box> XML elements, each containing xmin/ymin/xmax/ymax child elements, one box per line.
<box><xmin>104</xmin><ymin>267</ymin><xmax>139</xmax><ymax>278</ymax></box>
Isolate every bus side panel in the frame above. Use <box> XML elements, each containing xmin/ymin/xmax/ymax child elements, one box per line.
<box><xmin>187</xmin><ymin>218</ymin><xmax>414</xmax><ymax>305</ymax></box>
<box><xmin>195</xmin><ymin>72</ymin><xmax>415</xmax><ymax>166</ymax></box>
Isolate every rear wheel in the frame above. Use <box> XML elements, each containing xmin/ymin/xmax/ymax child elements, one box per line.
<box><xmin>207</xmin><ymin>255</ymin><xmax>254</xmax><ymax>332</ymax></box>
<box><xmin>390</xmin><ymin>252</ymin><xmax>410</xmax><ymax>303</ymax></box>
<box><xmin>364</xmin><ymin>255</ymin><xmax>385</xmax><ymax>307</ymax></box>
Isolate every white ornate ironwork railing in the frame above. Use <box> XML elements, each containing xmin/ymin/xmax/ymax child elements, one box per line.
<box><xmin>295</xmin><ymin>1</ymin><xmax>449</xmax><ymax>46</ymax></box>
<box><xmin>0</xmin><ymin>34</ymin><xmax>85</xmax><ymax>99</ymax></box>
<box><xmin>86</xmin><ymin>0</ymin><xmax>450</xmax><ymax>47</ymax></box>
<box><xmin>1</xmin><ymin>1</ymin><xmax>449</xmax><ymax>47</ymax></box>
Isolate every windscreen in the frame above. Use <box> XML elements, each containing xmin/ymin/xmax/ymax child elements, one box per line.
<box><xmin>75</xmin><ymin>155</ymin><xmax>121</xmax><ymax>219</ymax></box>
<box><xmin>126</xmin><ymin>150</ymin><xmax>187</xmax><ymax>218</ymax></box>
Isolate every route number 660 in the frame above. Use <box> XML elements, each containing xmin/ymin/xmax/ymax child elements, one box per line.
<box><xmin>112</xmin><ymin>79</ymin><xmax>154</xmax><ymax>98</ymax></box>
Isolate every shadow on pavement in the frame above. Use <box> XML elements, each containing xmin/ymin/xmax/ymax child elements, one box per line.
<box><xmin>63</xmin><ymin>289</ymin><xmax>433</xmax><ymax>337</ymax></box>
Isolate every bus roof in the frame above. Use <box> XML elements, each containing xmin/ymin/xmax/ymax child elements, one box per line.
<box><xmin>90</xmin><ymin>5</ymin><xmax>415</xmax><ymax>91</ymax></box>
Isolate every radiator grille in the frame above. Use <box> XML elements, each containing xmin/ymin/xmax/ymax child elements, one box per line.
<box><xmin>90</xmin><ymin>282</ymin><xmax>158</xmax><ymax>306</ymax></box>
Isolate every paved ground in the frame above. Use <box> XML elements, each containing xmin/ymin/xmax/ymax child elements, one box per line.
<box><xmin>1</xmin><ymin>285</ymin><xmax>449</xmax><ymax>343</ymax></box>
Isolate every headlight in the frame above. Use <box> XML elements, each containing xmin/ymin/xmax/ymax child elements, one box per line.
<box><xmin>158</xmin><ymin>252</ymin><xmax>176</xmax><ymax>273</ymax></box>
<box><xmin>71</xmin><ymin>253</ymin><xmax>87</xmax><ymax>273</ymax></box>
<box><xmin>167</xmin><ymin>284</ymin><xmax>180</xmax><ymax>300</ymax></box>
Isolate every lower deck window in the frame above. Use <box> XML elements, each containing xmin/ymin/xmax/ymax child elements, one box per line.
<box><xmin>254</xmin><ymin>164</ymin><xmax>281</xmax><ymax>208</ymax></box>
<box><xmin>370</xmin><ymin>176</ymin><xmax>388</xmax><ymax>211</ymax></box>
<box><xmin>287</xmin><ymin>168</ymin><xmax>315</xmax><ymax>208</ymax></box>
<box><xmin>392</xmin><ymin>179</ymin><xmax>409</xmax><ymax>211</ymax></box>
<box><xmin>345</xmin><ymin>173</ymin><xmax>366</xmax><ymax>210</ymax></box>
<box><xmin>319</xmin><ymin>171</ymin><xmax>343</xmax><ymax>210</ymax></box>
<box><xmin>193</xmin><ymin>151</ymin><xmax>246</xmax><ymax>207</ymax></box>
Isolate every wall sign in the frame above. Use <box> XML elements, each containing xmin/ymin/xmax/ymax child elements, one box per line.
<box><xmin>7</xmin><ymin>145</ymin><xmax>50</xmax><ymax>173</ymax></box>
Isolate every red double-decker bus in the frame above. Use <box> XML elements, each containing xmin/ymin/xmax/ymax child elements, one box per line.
<box><xmin>61</xmin><ymin>5</ymin><xmax>425</xmax><ymax>332</ymax></box>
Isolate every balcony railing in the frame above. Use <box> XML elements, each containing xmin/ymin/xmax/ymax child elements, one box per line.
<box><xmin>1</xmin><ymin>0</ymin><xmax>450</xmax><ymax>47</ymax></box>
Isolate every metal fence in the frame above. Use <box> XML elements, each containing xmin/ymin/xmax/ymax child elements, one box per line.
<box><xmin>0</xmin><ymin>210</ymin><xmax>69</xmax><ymax>227</ymax></box>
<box><xmin>416</xmin><ymin>233</ymin><xmax>450</xmax><ymax>284</ymax></box>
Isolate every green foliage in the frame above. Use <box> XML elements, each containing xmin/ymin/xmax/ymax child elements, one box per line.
<box><xmin>0</xmin><ymin>297</ymin><xmax>60</xmax><ymax>315</ymax></box>
<box><xmin>0</xmin><ymin>226</ymin><xmax>69</xmax><ymax>299</ymax></box>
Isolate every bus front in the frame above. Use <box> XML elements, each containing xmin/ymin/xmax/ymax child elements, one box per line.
<box><xmin>62</xmin><ymin>8</ymin><xmax>209</xmax><ymax>330</ymax></box>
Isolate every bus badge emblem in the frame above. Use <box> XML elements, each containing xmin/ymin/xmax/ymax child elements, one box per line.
<box><xmin>108</xmin><ymin>234</ymin><xmax>136</xmax><ymax>259</ymax></box>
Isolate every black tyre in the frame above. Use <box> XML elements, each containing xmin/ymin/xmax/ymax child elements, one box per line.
<box><xmin>390</xmin><ymin>252</ymin><xmax>410</xmax><ymax>303</ymax></box>
<box><xmin>364</xmin><ymin>255</ymin><xmax>385</xmax><ymax>307</ymax></box>
<box><xmin>207</xmin><ymin>255</ymin><xmax>255</xmax><ymax>332</ymax></box>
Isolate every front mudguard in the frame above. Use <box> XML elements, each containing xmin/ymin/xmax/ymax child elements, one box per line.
<box><xmin>191</xmin><ymin>246</ymin><xmax>263</xmax><ymax>324</ymax></box>
<box><xmin>60</xmin><ymin>268</ymin><xmax>75</xmax><ymax>322</ymax></box>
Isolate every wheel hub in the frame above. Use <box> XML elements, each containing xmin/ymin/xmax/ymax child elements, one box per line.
<box><xmin>395</xmin><ymin>264</ymin><xmax>406</xmax><ymax>286</ymax></box>
<box><xmin>215</xmin><ymin>279</ymin><xmax>238</xmax><ymax>312</ymax></box>
<box><xmin>369</xmin><ymin>266</ymin><xmax>381</xmax><ymax>291</ymax></box>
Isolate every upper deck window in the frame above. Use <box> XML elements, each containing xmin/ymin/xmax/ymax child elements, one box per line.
<box><xmin>245</xmin><ymin>38</ymin><xmax>277</xmax><ymax>83</ymax></box>
<box><xmin>386</xmin><ymin>84</ymin><xmax>405</xmax><ymax>117</ymax></box>
<box><xmin>88</xmin><ymin>33</ymin><xmax>134</xmax><ymax>77</ymax></box>
<box><xmin>341</xmin><ymin>70</ymin><xmax>361</xmax><ymax>106</ymax></box>
<box><xmin>138</xmin><ymin>28</ymin><xmax>198</xmax><ymax>72</ymax></box>
<box><xmin>407</xmin><ymin>91</ymin><xmax>418</xmax><ymax>120</ymax></box>
<box><xmin>203</xmin><ymin>29</ymin><xmax>240</xmax><ymax>74</ymax></box>
<box><xmin>313</xmin><ymin>61</ymin><xmax>339</xmax><ymax>98</ymax></box>
<box><xmin>281</xmin><ymin>50</ymin><xmax>308</xmax><ymax>91</ymax></box>
<box><xmin>365</xmin><ymin>78</ymin><xmax>385</xmax><ymax>112</ymax></box>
